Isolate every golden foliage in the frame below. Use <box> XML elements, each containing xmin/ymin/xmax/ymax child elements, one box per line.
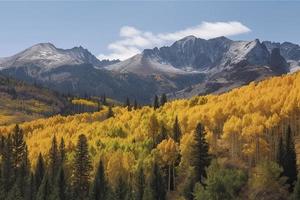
<box><xmin>1</xmin><ymin>72</ymin><xmax>300</xmax><ymax>181</ymax></box>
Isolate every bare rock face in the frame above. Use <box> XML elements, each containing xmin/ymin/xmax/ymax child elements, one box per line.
<box><xmin>0</xmin><ymin>36</ymin><xmax>296</xmax><ymax>103</ymax></box>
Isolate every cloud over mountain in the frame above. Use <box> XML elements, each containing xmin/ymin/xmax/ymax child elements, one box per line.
<box><xmin>98</xmin><ymin>21</ymin><xmax>251</xmax><ymax>60</ymax></box>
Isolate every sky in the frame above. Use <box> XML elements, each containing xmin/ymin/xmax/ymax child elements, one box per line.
<box><xmin>0</xmin><ymin>1</ymin><xmax>300</xmax><ymax>60</ymax></box>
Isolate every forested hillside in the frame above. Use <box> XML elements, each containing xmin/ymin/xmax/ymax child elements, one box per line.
<box><xmin>0</xmin><ymin>74</ymin><xmax>69</xmax><ymax>125</ymax></box>
<box><xmin>0</xmin><ymin>72</ymin><xmax>300</xmax><ymax>199</ymax></box>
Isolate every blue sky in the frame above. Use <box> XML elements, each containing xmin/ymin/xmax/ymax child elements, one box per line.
<box><xmin>0</xmin><ymin>1</ymin><xmax>299</xmax><ymax>60</ymax></box>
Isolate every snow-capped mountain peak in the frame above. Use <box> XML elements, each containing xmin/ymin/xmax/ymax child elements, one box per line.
<box><xmin>0</xmin><ymin>43</ymin><xmax>105</xmax><ymax>70</ymax></box>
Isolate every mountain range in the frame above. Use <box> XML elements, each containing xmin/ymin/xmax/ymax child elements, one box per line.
<box><xmin>0</xmin><ymin>36</ymin><xmax>299</xmax><ymax>103</ymax></box>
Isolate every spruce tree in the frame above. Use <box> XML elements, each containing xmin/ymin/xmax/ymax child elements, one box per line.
<box><xmin>73</xmin><ymin>134</ymin><xmax>92</xmax><ymax>200</ymax></box>
<box><xmin>134</xmin><ymin>99</ymin><xmax>138</xmax><ymax>110</ymax></box>
<box><xmin>49</xmin><ymin>135</ymin><xmax>59</xmax><ymax>181</ymax></box>
<box><xmin>36</xmin><ymin>173</ymin><xmax>51</xmax><ymax>200</ymax></box>
<box><xmin>283</xmin><ymin>125</ymin><xmax>297</xmax><ymax>191</ymax></box>
<box><xmin>276</xmin><ymin>136</ymin><xmax>284</xmax><ymax>167</ymax></box>
<box><xmin>160</xmin><ymin>93</ymin><xmax>167</xmax><ymax>107</ymax></box>
<box><xmin>293</xmin><ymin>176</ymin><xmax>300</xmax><ymax>200</ymax></box>
<box><xmin>59</xmin><ymin>137</ymin><xmax>66</xmax><ymax>166</ymax></box>
<box><xmin>25</xmin><ymin>173</ymin><xmax>36</xmax><ymax>200</ymax></box>
<box><xmin>11</xmin><ymin>124</ymin><xmax>27</xmax><ymax>174</ymax></box>
<box><xmin>125</xmin><ymin>97</ymin><xmax>131</xmax><ymax>111</ymax></box>
<box><xmin>172</xmin><ymin>116</ymin><xmax>182</xmax><ymax>143</ymax></box>
<box><xmin>35</xmin><ymin>153</ymin><xmax>45</xmax><ymax>191</ymax></box>
<box><xmin>136</xmin><ymin>166</ymin><xmax>146</xmax><ymax>200</ymax></box>
<box><xmin>106</xmin><ymin>106</ymin><xmax>114</xmax><ymax>119</ymax></box>
<box><xmin>192</xmin><ymin>123</ymin><xmax>211</xmax><ymax>184</ymax></box>
<box><xmin>89</xmin><ymin>160</ymin><xmax>108</xmax><ymax>200</ymax></box>
<box><xmin>6</xmin><ymin>183</ymin><xmax>23</xmax><ymax>200</ymax></box>
<box><xmin>51</xmin><ymin>167</ymin><xmax>67</xmax><ymax>200</ymax></box>
<box><xmin>0</xmin><ymin>135</ymin><xmax>5</xmax><ymax>154</ymax></box>
<box><xmin>148</xmin><ymin>163</ymin><xmax>166</xmax><ymax>200</ymax></box>
<box><xmin>153</xmin><ymin>95</ymin><xmax>160</xmax><ymax>110</ymax></box>
<box><xmin>114</xmin><ymin>177</ymin><xmax>128</xmax><ymax>200</ymax></box>
<box><xmin>1</xmin><ymin>135</ymin><xmax>14</xmax><ymax>192</ymax></box>
<box><xmin>101</xmin><ymin>94</ymin><xmax>107</xmax><ymax>106</ymax></box>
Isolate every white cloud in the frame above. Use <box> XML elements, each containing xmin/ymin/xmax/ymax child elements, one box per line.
<box><xmin>98</xmin><ymin>21</ymin><xmax>251</xmax><ymax>61</ymax></box>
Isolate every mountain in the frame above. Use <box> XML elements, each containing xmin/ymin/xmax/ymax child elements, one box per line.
<box><xmin>0</xmin><ymin>37</ymin><xmax>296</xmax><ymax>103</ymax></box>
<box><xmin>0</xmin><ymin>43</ymin><xmax>119</xmax><ymax>71</ymax></box>
<box><xmin>108</xmin><ymin>36</ymin><xmax>290</xmax><ymax>98</ymax></box>
<box><xmin>0</xmin><ymin>73</ymin><xmax>69</xmax><ymax>125</ymax></box>
<box><xmin>263</xmin><ymin>41</ymin><xmax>300</xmax><ymax>72</ymax></box>
<box><xmin>107</xmin><ymin>36</ymin><xmax>282</xmax><ymax>74</ymax></box>
<box><xmin>0</xmin><ymin>43</ymin><xmax>203</xmax><ymax>103</ymax></box>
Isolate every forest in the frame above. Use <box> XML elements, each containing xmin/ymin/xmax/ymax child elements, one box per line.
<box><xmin>0</xmin><ymin>71</ymin><xmax>300</xmax><ymax>199</ymax></box>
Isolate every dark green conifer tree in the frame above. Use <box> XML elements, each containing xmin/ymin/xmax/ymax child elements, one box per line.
<box><xmin>73</xmin><ymin>134</ymin><xmax>92</xmax><ymax>200</ymax></box>
<box><xmin>25</xmin><ymin>173</ymin><xmax>36</xmax><ymax>200</ymax></box>
<box><xmin>153</xmin><ymin>95</ymin><xmax>160</xmax><ymax>110</ymax></box>
<box><xmin>172</xmin><ymin>116</ymin><xmax>182</xmax><ymax>143</ymax></box>
<box><xmin>49</xmin><ymin>135</ymin><xmax>59</xmax><ymax>181</ymax></box>
<box><xmin>1</xmin><ymin>135</ymin><xmax>14</xmax><ymax>192</ymax></box>
<box><xmin>106</xmin><ymin>106</ymin><xmax>114</xmax><ymax>119</ymax></box>
<box><xmin>35</xmin><ymin>153</ymin><xmax>45</xmax><ymax>191</ymax></box>
<box><xmin>191</xmin><ymin>123</ymin><xmax>211</xmax><ymax>184</ymax></box>
<box><xmin>134</xmin><ymin>99</ymin><xmax>138</xmax><ymax>110</ymax></box>
<box><xmin>101</xmin><ymin>94</ymin><xmax>107</xmax><ymax>106</ymax></box>
<box><xmin>11</xmin><ymin>124</ymin><xmax>27</xmax><ymax>174</ymax></box>
<box><xmin>148</xmin><ymin>163</ymin><xmax>166</xmax><ymax>200</ymax></box>
<box><xmin>293</xmin><ymin>176</ymin><xmax>300</xmax><ymax>200</ymax></box>
<box><xmin>6</xmin><ymin>183</ymin><xmax>22</xmax><ymax>200</ymax></box>
<box><xmin>114</xmin><ymin>177</ymin><xmax>128</xmax><ymax>200</ymax></box>
<box><xmin>50</xmin><ymin>167</ymin><xmax>67</xmax><ymax>200</ymax></box>
<box><xmin>135</xmin><ymin>166</ymin><xmax>145</xmax><ymax>200</ymax></box>
<box><xmin>160</xmin><ymin>93</ymin><xmax>167</xmax><ymax>107</ymax></box>
<box><xmin>59</xmin><ymin>137</ymin><xmax>66</xmax><ymax>166</ymax></box>
<box><xmin>277</xmin><ymin>135</ymin><xmax>284</xmax><ymax>167</ymax></box>
<box><xmin>125</xmin><ymin>97</ymin><xmax>131</xmax><ymax>111</ymax></box>
<box><xmin>283</xmin><ymin>125</ymin><xmax>297</xmax><ymax>191</ymax></box>
<box><xmin>36</xmin><ymin>173</ymin><xmax>51</xmax><ymax>200</ymax></box>
<box><xmin>89</xmin><ymin>160</ymin><xmax>108</xmax><ymax>200</ymax></box>
<box><xmin>157</xmin><ymin>124</ymin><xmax>168</xmax><ymax>146</ymax></box>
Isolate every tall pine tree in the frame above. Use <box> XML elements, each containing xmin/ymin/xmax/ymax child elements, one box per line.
<box><xmin>135</xmin><ymin>166</ymin><xmax>145</xmax><ymax>200</ymax></box>
<box><xmin>172</xmin><ymin>116</ymin><xmax>182</xmax><ymax>143</ymax></box>
<box><xmin>36</xmin><ymin>173</ymin><xmax>51</xmax><ymax>200</ymax></box>
<box><xmin>49</xmin><ymin>135</ymin><xmax>59</xmax><ymax>181</ymax></box>
<box><xmin>147</xmin><ymin>163</ymin><xmax>166</xmax><ymax>200</ymax></box>
<box><xmin>276</xmin><ymin>135</ymin><xmax>284</xmax><ymax>167</ymax></box>
<box><xmin>1</xmin><ymin>135</ymin><xmax>14</xmax><ymax>192</ymax></box>
<box><xmin>50</xmin><ymin>167</ymin><xmax>67</xmax><ymax>200</ymax></box>
<box><xmin>283</xmin><ymin>125</ymin><xmax>297</xmax><ymax>191</ymax></box>
<box><xmin>73</xmin><ymin>134</ymin><xmax>92</xmax><ymax>200</ymax></box>
<box><xmin>114</xmin><ymin>177</ymin><xmax>129</xmax><ymax>200</ymax></box>
<box><xmin>134</xmin><ymin>99</ymin><xmax>138</xmax><ymax>110</ymax></box>
<box><xmin>153</xmin><ymin>95</ymin><xmax>160</xmax><ymax>110</ymax></box>
<box><xmin>59</xmin><ymin>137</ymin><xmax>66</xmax><ymax>166</ymax></box>
<box><xmin>35</xmin><ymin>153</ymin><xmax>45</xmax><ymax>191</ymax></box>
<box><xmin>106</xmin><ymin>106</ymin><xmax>114</xmax><ymax>119</ymax></box>
<box><xmin>192</xmin><ymin>123</ymin><xmax>211</xmax><ymax>184</ymax></box>
<box><xmin>125</xmin><ymin>97</ymin><xmax>131</xmax><ymax>111</ymax></box>
<box><xmin>11</xmin><ymin>124</ymin><xmax>27</xmax><ymax>175</ymax></box>
<box><xmin>160</xmin><ymin>93</ymin><xmax>167</xmax><ymax>107</ymax></box>
<box><xmin>89</xmin><ymin>160</ymin><xmax>108</xmax><ymax>200</ymax></box>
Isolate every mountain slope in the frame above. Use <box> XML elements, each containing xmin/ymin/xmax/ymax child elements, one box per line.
<box><xmin>107</xmin><ymin>36</ymin><xmax>289</xmax><ymax>98</ymax></box>
<box><xmin>107</xmin><ymin>36</ymin><xmax>284</xmax><ymax>75</ymax></box>
<box><xmin>0</xmin><ymin>73</ymin><xmax>69</xmax><ymax>125</ymax></box>
<box><xmin>0</xmin><ymin>43</ymin><xmax>119</xmax><ymax>70</ymax></box>
<box><xmin>1</xmin><ymin>70</ymin><xmax>299</xmax><ymax>175</ymax></box>
<box><xmin>263</xmin><ymin>41</ymin><xmax>300</xmax><ymax>72</ymax></box>
<box><xmin>0</xmin><ymin>37</ymin><xmax>296</xmax><ymax>103</ymax></box>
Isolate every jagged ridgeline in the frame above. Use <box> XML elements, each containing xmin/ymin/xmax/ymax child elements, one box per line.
<box><xmin>0</xmin><ymin>71</ymin><xmax>299</xmax><ymax>167</ymax></box>
<box><xmin>0</xmin><ymin>74</ymin><xmax>69</xmax><ymax>125</ymax></box>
